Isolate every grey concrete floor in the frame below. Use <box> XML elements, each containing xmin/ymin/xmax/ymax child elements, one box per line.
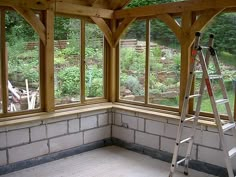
<box><xmin>1</xmin><ymin>146</ymin><xmax>217</xmax><ymax>177</ymax></box>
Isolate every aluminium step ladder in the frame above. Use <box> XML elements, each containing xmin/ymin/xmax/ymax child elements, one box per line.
<box><xmin>169</xmin><ymin>32</ymin><xmax>236</xmax><ymax>177</ymax></box>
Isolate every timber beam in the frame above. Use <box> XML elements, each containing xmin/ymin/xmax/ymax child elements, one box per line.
<box><xmin>56</xmin><ymin>2</ymin><xmax>113</xmax><ymax>19</ymax></box>
<box><xmin>114</xmin><ymin>0</ymin><xmax>236</xmax><ymax>19</ymax></box>
<box><xmin>0</xmin><ymin>0</ymin><xmax>52</xmax><ymax>10</ymax></box>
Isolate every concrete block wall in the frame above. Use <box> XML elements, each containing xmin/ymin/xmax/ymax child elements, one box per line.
<box><xmin>112</xmin><ymin>108</ymin><xmax>236</xmax><ymax>170</ymax></box>
<box><xmin>0</xmin><ymin>109</ymin><xmax>112</xmax><ymax>168</ymax></box>
<box><xmin>0</xmin><ymin>106</ymin><xmax>235</xmax><ymax>175</ymax></box>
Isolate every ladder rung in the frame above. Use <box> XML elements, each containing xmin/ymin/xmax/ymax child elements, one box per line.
<box><xmin>180</xmin><ymin>137</ymin><xmax>192</xmax><ymax>144</ymax></box>
<box><xmin>215</xmin><ymin>99</ymin><xmax>229</xmax><ymax>105</ymax></box>
<box><xmin>184</xmin><ymin>116</ymin><xmax>196</xmax><ymax>122</ymax></box>
<box><xmin>228</xmin><ymin>147</ymin><xmax>236</xmax><ymax>159</ymax></box>
<box><xmin>209</xmin><ymin>75</ymin><xmax>222</xmax><ymax>80</ymax></box>
<box><xmin>188</xmin><ymin>94</ymin><xmax>201</xmax><ymax>99</ymax></box>
<box><xmin>194</xmin><ymin>71</ymin><xmax>202</xmax><ymax>74</ymax></box>
<box><xmin>222</xmin><ymin>123</ymin><xmax>236</xmax><ymax>132</ymax></box>
<box><xmin>177</xmin><ymin>158</ymin><xmax>186</xmax><ymax>165</ymax></box>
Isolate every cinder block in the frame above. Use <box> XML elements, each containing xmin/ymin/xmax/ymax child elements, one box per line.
<box><xmin>202</xmin><ymin>131</ymin><xmax>220</xmax><ymax>148</ymax></box>
<box><xmin>6</xmin><ymin>121</ymin><xmax>41</xmax><ymax>131</ymax></box>
<box><xmin>50</xmin><ymin>133</ymin><xmax>83</xmax><ymax>153</ymax></box>
<box><xmin>146</xmin><ymin>120</ymin><xmax>165</xmax><ymax>135</ymax></box>
<box><xmin>113</xmin><ymin>109</ymin><xmax>136</xmax><ymax>116</ymax></box>
<box><xmin>137</xmin><ymin>118</ymin><xmax>145</xmax><ymax>131</ymax></box>
<box><xmin>112</xmin><ymin>125</ymin><xmax>134</xmax><ymax>143</ymax></box>
<box><xmin>69</xmin><ymin>119</ymin><xmax>80</xmax><ymax>133</ymax></box>
<box><xmin>137</xmin><ymin>113</ymin><xmax>167</xmax><ymax>123</ymax></box>
<box><xmin>8</xmin><ymin>140</ymin><xmax>48</xmax><ymax>163</ymax></box>
<box><xmin>98</xmin><ymin>114</ymin><xmax>108</xmax><ymax>126</ymax></box>
<box><xmin>0</xmin><ymin>127</ymin><xmax>6</xmax><ymax>133</ymax></box>
<box><xmin>164</xmin><ymin>123</ymin><xmax>178</xmax><ymax>139</ymax></box>
<box><xmin>0</xmin><ymin>132</ymin><xmax>7</xmax><ymax>148</ymax></box>
<box><xmin>44</xmin><ymin>114</ymin><xmax>78</xmax><ymax>124</ymax></box>
<box><xmin>122</xmin><ymin>115</ymin><xmax>137</xmax><ymax>129</ymax></box>
<box><xmin>114</xmin><ymin>113</ymin><xmax>122</xmax><ymax>126</ymax></box>
<box><xmin>0</xmin><ymin>150</ymin><xmax>7</xmax><ymax>166</ymax></box>
<box><xmin>30</xmin><ymin>125</ymin><xmax>47</xmax><ymax>142</ymax></box>
<box><xmin>7</xmin><ymin>129</ymin><xmax>29</xmax><ymax>147</ymax></box>
<box><xmin>135</xmin><ymin>131</ymin><xmax>159</xmax><ymax>149</ymax></box>
<box><xmin>84</xmin><ymin>126</ymin><xmax>111</xmax><ymax>144</ymax></box>
<box><xmin>47</xmin><ymin>121</ymin><xmax>67</xmax><ymax>138</ymax></box>
<box><xmin>160</xmin><ymin>137</ymin><xmax>196</xmax><ymax>160</ymax></box>
<box><xmin>108</xmin><ymin>113</ymin><xmax>113</xmax><ymax>124</ymax></box>
<box><xmin>81</xmin><ymin>116</ymin><xmax>97</xmax><ymax>130</ymax></box>
<box><xmin>198</xmin><ymin>146</ymin><xmax>225</xmax><ymax>167</ymax></box>
<box><xmin>81</xmin><ymin>110</ymin><xmax>107</xmax><ymax>118</ymax></box>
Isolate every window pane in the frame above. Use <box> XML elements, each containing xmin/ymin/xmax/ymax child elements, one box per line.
<box><xmin>195</xmin><ymin>13</ymin><xmax>236</xmax><ymax>115</ymax></box>
<box><xmin>6</xmin><ymin>11</ymin><xmax>40</xmax><ymax>112</ymax></box>
<box><xmin>119</xmin><ymin>20</ymin><xmax>146</xmax><ymax>102</ymax></box>
<box><xmin>149</xmin><ymin>19</ymin><xmax>180</xmax><ymax>107</ymax></box>
<box><xmin>85</xmin><ymin>23</ymin><xmax>104</xmax><ymax>99</ymax></box>
<box><xmin>54</xmin><ymin>17</ymin><xmax>81</xmax><ymax>105</ymax></box>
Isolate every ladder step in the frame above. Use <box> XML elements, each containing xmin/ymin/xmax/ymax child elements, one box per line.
<box><xmin>222</xmin><ymin>123</ymin><xmax>236</xmax><ymax>132</ymax></box>
<box><xmin>228</xmin><ymin>147</ymin><xmax>236</xmax><ymax>159</ymax></box>
<box><xmin>180</xmin><ymin>137</ymin><xmax>192</xmax><ymax>144</ymax></box>
<box><xmin>209</xmin><ymin>75</ymin><xmax>222</xmax><ymax>80</ymax></box>
<box><xmin>177</xmin><ymin>158</ymin><xmax>186</xmax><ymax>165</ymax></box>
<box><xmin>215</xmin><ymin>99</ymin><xmax>229</xmax><ymax>105</ymax></box>
<box><xmin>184</xmin><ymin>116</ymin><xmax>196</xmax><ymax>122</ymax></box>
<box><xmin>188</xmin><ymin>94</ymin><xmax>201</xmax><ymax>99</ymax></box>
<box><xmin>194</xmin><ymin>70</ymin><xmax>202</xmax><ymax>75</ymax></box>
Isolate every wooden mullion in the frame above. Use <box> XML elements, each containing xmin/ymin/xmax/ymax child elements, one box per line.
<box><xmin>145</xmin><ymin>19</ymin><xmax>150</xmax><ymax>104</ymax></box>
<box><xmin>39</xmin><ymin>12</ymin><xmax>46</xmax><ymax>111</ymax></box>
<box><xmin>0</xmin><ymin>10</ymin><xmax>8</xmax><ymax>114</ymax></box>
<box><xmin>80</xmin><ymin>19</ymin><xmax>85</xmax><ymax>103</ymax></box>
<box><xmin>179</xmin><ymin>11</ymin><xmax>192</xmax><ymax>114</ymax></box>
<box><xmin>41</xmin><ymin>6</ymin><xmax>55</xmax><ymax>112</ymax></box>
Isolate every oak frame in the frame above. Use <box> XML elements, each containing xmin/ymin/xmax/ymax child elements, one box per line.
<box><xmin>0</xmin><ymin>0</ymin><xmax>235</xmax><ymax>120</ymax></box>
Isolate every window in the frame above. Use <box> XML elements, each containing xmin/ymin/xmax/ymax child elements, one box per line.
<box><xmin>119</xmin><ymin>20</ymin><xmax>146</xmax><ymax>103</ymax></box>
<box><xmin>85</xmin><ymin>23</ymin><xmax>104</xmax><ymax>99</ymax></box>
<box><xmin>194</xmin><ymin>13</ymin><xmax>236</xmax><ymax>116</ymax></box>
<box><xmin>6</xmin><ymin>10</ymin><xmax>40</xmax><ymax>112</ymax></box>
<box><xmin>54</xmin><ymin>17</ymin><xmax>81</xmax><ymax>106</ymax></box>
<box><xmin>149</xmin><ymin>19</ymin><xmax>180</xmax><ymax>107</ymax></box>
<box><xmin>119</xmin><ymin>19</ymin><xmax>180</xmax><ymax>109</ymax></box>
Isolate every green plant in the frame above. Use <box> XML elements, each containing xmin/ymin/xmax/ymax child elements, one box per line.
<box><xmin>57</xmin><ymin>66</ymin><xmax>80</xmax><ymax>96</ymax></box>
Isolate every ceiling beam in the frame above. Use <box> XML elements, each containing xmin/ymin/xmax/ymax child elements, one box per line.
<box><xmin>114</xmin><ymin>0</ymin><xmax>236</xmax><ymax>19</ymax></box>
<box><xmin>0</xmin><ymin>0</ymin><xmax>52</xmax><ymax>10</ymax></box>
<box><xmin>56</xmin><ymin>2</ymin><xmax>113</xmax><ymax>19</ymax></box>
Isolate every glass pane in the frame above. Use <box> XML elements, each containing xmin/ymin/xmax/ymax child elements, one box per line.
<box><xmin>6</xmin><ymin>11</ymin><xmax>40</xmax><ymax>112</ymax></box>
<box><xmin>85</xmin><ymin>23</ymin><xmax>104</xmax><ymax>99</ymax></box>
<box><xmin>119</xmin><ymin>20</ymin><xmax>146</xmax><ymax>103</ymax></box>
<box><xmin>195</xmin><ymin>13</ymin><xmax>236</xmax><ymax>115</ymax></box>
<box><xmin>149</xmin><ymin>19</ymin><xmax>180</xmax><ymax>107</ymax></box>
<box><xmin>54</xmin><ymin>17</ymin><xmax>81</xmax><ymax>105</ymax></box>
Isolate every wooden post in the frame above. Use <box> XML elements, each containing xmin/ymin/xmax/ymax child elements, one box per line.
<box><xmin>40</xmin><ymin>6</ymin><xmax>55</xmax><ymax>112</ymax></box>
<box><xmin>0</xmin><ymin>10</ymin><xmax>8</xmax><ymax>113</ymax></box>
<box><xmin>145</xmin><ymin>19</ymin><xmax>150</xmax><ymax>104</ymax></box>
<box><xmin>80</xmin><ymin>19</ymin><xmax>85</xmax><ymax>103</ymax></box>
<box><xmin>179</xmin><ymin>11</ymin><xmax>193</xmax><ymax>113</ymax></box>
<box><xmin>108</xmin><ymin>19</ymin><xmax>117</xmax><ymax>102</ymax></box>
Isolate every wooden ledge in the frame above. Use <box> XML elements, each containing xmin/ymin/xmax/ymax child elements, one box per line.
<box><xmin>0</xmin><ymin>103</ymin><xmax>113</xmax><ymax>128</ymax></box>
<box><xmin>0</xmin><ymin>102</ymin><xmax>216</xmax><ymax>128</ymax></box>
